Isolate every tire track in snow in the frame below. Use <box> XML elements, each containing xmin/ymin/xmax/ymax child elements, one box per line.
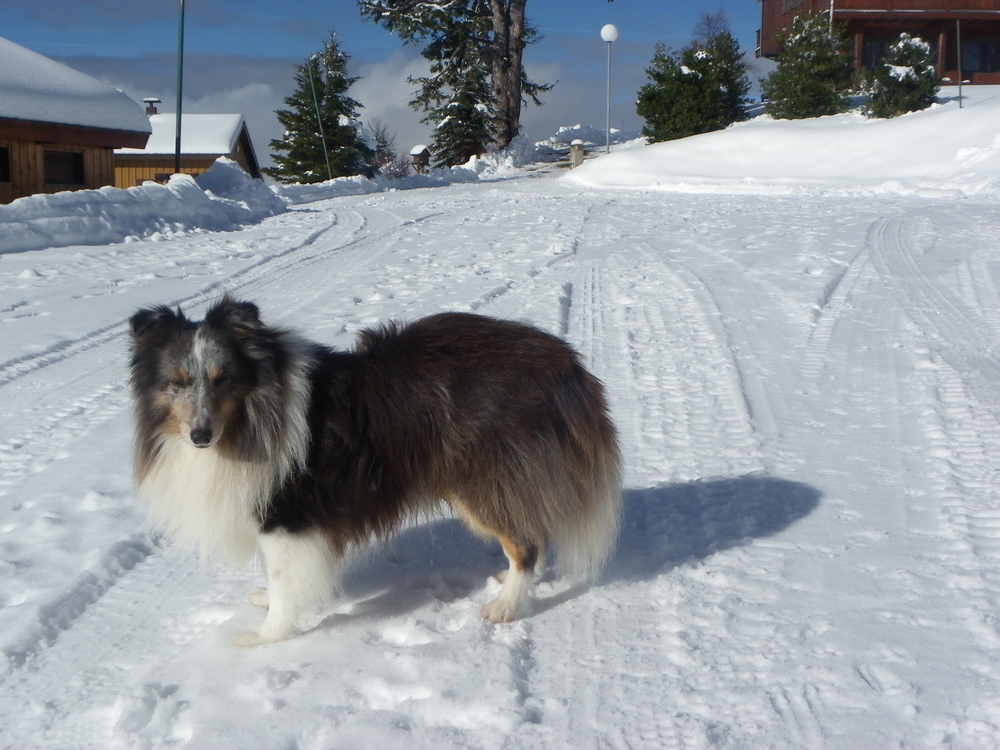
<box><xmin>0</xmin><ymin>381</ymin><xmax>125</xmax><ymax>495</ymax></box>
<box><xmin>509</xmin><ymin>208</ymin><xmax>792</xmax><ymax>746</ymax></box>
<box><xmin>0</xmin><ymin>546</ymin><xmax>238</xmax><ymax>748</ymax></box>
<box><xmin>0</xmin><ymin>214</ymin><xmax>335</xmax><ymax>389</ymax></box>
<box><xmin>868</xmin><ymin>217</ymin><xmax>1000</xmax><ymax>418</ymax></box>
<box><xmin>801</xmin><ymin>245</ymin><xmax>876</xmax><ymax>384</ymax></box>
<box><xmin>2</xmin><ymin>535</ymin><xmax>154</xmax><ymax>674</ymax></box>
<box><xmin>0</xmin><ymin>204</ymin><xmax>422</xmax><ymax>390</ymax></box>
<box><xmin>624</xmin><ymin>244</ymin><xmax>767</xmax><ymax>482</ymax></box>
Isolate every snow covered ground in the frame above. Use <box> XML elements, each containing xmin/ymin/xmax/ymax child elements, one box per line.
<box><xmin>1</xmin><ymin>90</ymin><xmax>1000</xmax><ymax>749</ymax></box>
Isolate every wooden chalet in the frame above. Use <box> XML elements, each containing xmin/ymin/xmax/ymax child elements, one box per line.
<box><xmin>114</xmin><ymin>108</ymin><xmax>262</xmax><ymax>187</ymax></box>
<box><xmin>758</xmin><ymin>0</ymin><xmax>1000</xmax><ymax>84</ymax></box>
<box><xmin>0</xmin><ymin>37</ymin><xmax>151</xmax><ymax>205</ymax></box>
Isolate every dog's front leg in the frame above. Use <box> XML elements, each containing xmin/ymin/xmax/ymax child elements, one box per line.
<box><xmin>234</xmin><ymin>529</ymin><xmax>338</xmax><ymax>647</ymax></box>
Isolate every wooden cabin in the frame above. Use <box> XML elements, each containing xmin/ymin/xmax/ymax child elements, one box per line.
<box><xmin>0</xmin><ymin>37</ymin><xmax>150</xmax><ymax>204</ymax></box>
<box><xmin>114</xmin><ymin>109</ymin><xmax>262</xmax><ymax>187</ymax></box>
<box><xmin>758</xmin><ymin>0</ymin><xmax>1000</xmax><ymax>84</ymax></box>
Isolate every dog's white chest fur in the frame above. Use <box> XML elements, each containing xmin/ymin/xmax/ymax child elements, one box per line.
<box><xmin>138</xmin><ymin>440</ymin><xmax>268</xmax><ymax>565</ymax></box>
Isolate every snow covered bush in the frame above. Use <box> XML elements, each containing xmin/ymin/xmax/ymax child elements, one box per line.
<box><xmin>636</xmin><ymin>46</ymin><xmax>722</xmax><ymax>142</ymax></box>
<box><xmin>861</xmin><ymin>34</ymin><xmax>940</xmax><ymax>119</ymax></box>
<box><xmin>762</xmin><ymin>13</ymin><xmax>853</xmax><ymax>120</ymax></box>
<box><xmin>636</xmin><ymin>22</ymin><xmax>749</xmax><ymax>144</ymax></box>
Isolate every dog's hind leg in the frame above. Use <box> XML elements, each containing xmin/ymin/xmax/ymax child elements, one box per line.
<box><xmin>233</xmin><ymin>529</ymin><xmax>338</xmax><ymax>647</ymax></box>
<box><xmin>482</xmin><ymin>536</ymin><xmax>542</xmax><ymax>624</ymax></box>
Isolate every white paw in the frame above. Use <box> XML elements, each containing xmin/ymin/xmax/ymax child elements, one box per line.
<box><xmin>244</xmin><ymin>588</ymin><xmax>270</xmax><ymax>609</ymax></box>
<box><xmin>232</xmin><ymin>625</ymin><xmax>294</xmax><ymax>648</ymax></box>
<box><xmin>482</xmin><ymin>596</ymin><xmax>524</xmax><ymax>624</ymax></box>
<box><xmin>232</xmin><ymin>630</ymin><xmax>267</xmax><ymax>648</ymax></box>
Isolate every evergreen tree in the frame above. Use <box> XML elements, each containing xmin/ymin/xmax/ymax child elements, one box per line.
<box><xmin>406</xmin><ymin>7</ymin><xmax>496</xmax><ymax>166</ymax></box>
<box><xmin>690</xmin><ymin>10</ymin><xmax>750</xmax><ymax>125</ymax></box>
<box><xmin>264</xmin><ymin>32</ymin><xmax>374</xmax><ymax>184</ymax></box>
<box><xmin>705</xmin><ymin>29</ymin><xmax>751</xmax><ymax>126</ymax></box>
<box><xmin>636</xmin><ymin>11</ymin><xmax>750</xmax><ymax>144</ymax></box>
<box><xmin>636</xmin><ymin>43</ymin><xmax>732</xmax><ymax>143</ymax></box>
<box><xmin>861</xmin><ymin>33</ymin><xmax>939</xmax><ymax>118</ymax></box>
<box><xmin>358</xmin><ymin>0</ymin><xmax>551</xmax><ymax>150</ymax></box>
<box><xmin>762</xmin><ymin>13</ymin><xmax>853</xmax><ymax>120</ymax></box>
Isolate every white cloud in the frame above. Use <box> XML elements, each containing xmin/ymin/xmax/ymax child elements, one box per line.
<box><xmin>352</xmin><ymin>52</ymin><xmax>432</xmax><ymax>152</ymax></box>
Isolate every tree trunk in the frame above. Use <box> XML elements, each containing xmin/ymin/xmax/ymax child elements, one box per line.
<box><xmin>489</xmin><ymin>0</ymin><xmax>526</xmax><ymax>148</ymax></box>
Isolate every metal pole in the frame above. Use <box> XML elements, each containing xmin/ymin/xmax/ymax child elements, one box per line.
<box><xmin>308</xmin><ymin>56</ymin><xmax>333</xmax><ymax>181</ymax></box>
<box><xmin>174</xmin><ymin>0</ymin><xmax>184</xmax><ymax>175</ymax></box>
<box><xmin>605</xmin><ymin>41</ymin><xmax>612</xmax><ymax>154</ymax></box>
<box><xmin>956</xmin><ymin>19</ymin><xmax>964</xmax><ymax>109</ymax></box>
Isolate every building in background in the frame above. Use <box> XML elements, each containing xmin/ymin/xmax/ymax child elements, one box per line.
<box><xmin>757</xmin><ymin>0</ymin><xmax>1000</xmax><ymax>84</ymax></box>
<box><xmin>0</xmin><ymin>37</ymin><xmax>150</xmax><ymax>204</ymax></box>
<box><xmin>114</xmin><ymin>106</ymin><xmax>262</xmax><ymax>187</ymax></box>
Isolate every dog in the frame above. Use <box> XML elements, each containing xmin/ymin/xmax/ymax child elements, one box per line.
<box><xmin>128</xmin><ymin>297</ymin><xmax>622</xmax><ymax>646</ymax></box>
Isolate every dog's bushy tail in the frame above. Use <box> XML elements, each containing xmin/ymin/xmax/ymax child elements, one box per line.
<box><xmin>551</xmin><ymin>431</ymin><xmax>623</xmax><ymax>582</ymax></box>
<box><xmin>536</xmin><ymin>365</ymin><xmax>623</xmax><ymax>583</ymax></box>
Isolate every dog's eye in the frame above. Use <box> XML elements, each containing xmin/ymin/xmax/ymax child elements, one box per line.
<box><xmin>168</xmin><ymin>377</ymin><xmax>188</xmax><ymax>389</ymax></box>
<box><xmin>213</xmin><ymin>373</ymin><xmax>231</xmax><ymax>387</ymax></box>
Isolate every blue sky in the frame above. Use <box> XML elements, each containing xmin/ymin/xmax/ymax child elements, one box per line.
<box><xmin>3</xmin><ymin>1</ymin><xmax>774</xmax><ymax>164</ymax></box>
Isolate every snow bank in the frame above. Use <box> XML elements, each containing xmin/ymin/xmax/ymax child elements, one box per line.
<box><xmin>566</xmin><ymin>87</ymin><xmax>1000</xmax><ymax>198</ymax></box>
<box><xmin>0</xmin><ymin>158</ymin><xmax>286</xmax><ymax>254</ymax></box>
<box><xmin>273</xmin><ymin>169</ymin><xmax>477</xmax><ymax>205</ymax></box>
<box><xmin>194</xmin><ymin>157</ymin><xmax>287</xmax><ymax>220</ymax></box>
<box><xmin>270</xmin><ymin>156</ymin><xmax>528</xmax><ymax>205</ymax></box>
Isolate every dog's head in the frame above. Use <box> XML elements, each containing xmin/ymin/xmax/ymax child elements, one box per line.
<box><xmin>129</xmin><ymin>297</ymin><xmax>266</xmax><ymax>449</ymax></box>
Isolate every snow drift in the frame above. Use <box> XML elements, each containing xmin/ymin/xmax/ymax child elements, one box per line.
<box><xmin>565</xmin><ymin>88</ymin><xmax>1000</xmax><ymax>197</ymax></box>
<box><xmin>0</xmin><ymin>158</ymin><xmax>286</xmax><ymax>255</ymax></box>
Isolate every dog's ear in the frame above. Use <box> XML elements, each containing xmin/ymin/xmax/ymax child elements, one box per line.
<box><xmin>205</xmin><ymin>297</ymin><xmax>262</xmax><ymax>335</ymax></box>
<box><xmin>129</xmin><ymin>305</ymin><xmax>183</xmax><ymax>343</ymax></box>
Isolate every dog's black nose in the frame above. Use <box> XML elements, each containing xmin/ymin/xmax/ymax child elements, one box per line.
<box><xmin>190</xmin><ymin>427</ymin><xmax>213</xmax><ymax>447</ymax></box>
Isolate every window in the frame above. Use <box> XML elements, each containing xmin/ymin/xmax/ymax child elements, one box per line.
<box><xmin>864</xmin><ymin>36</ymin><xmax>937</xmax><ymax>71</ymax></box>
<box><xmin>0</xmin><ymin>146</ymin><xmax>10</xmax><ymax>183</ymax></box>
<box><xmin>863</xmin><ymin>38</ymin><xmax>894</xmax><ymax>70</ymax></box>
<box><xmin>962</xmin><ymin>39</ymin><xmax>999</xmax><ymax>73</ymax></box>
<box><xmin>43</xmin><ymin>150</ymin><xmax>85</xmax><ymax>186</ymax></box>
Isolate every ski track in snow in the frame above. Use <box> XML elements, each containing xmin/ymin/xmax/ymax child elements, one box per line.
<box><xmin>1</xmin><ymin>179</ymin><xmax>1000</xmax><ymax>748</ymax></box>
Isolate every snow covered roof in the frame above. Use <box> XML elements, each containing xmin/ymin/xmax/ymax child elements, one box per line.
<box><xmin>116</xmin><ymin>114</ymin><xmax>247</xmax><ymax>156</ymax></box>
<box><xmin>0</xmin><ymin>36</ymin><xmax>150</xmax><ymax>135</ymax></box>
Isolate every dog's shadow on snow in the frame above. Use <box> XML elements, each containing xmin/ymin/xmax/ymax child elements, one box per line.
<box><xmin>320</xmin><ymin>474</ymin><xmax>821</xmax><ymax>627</ymax></box>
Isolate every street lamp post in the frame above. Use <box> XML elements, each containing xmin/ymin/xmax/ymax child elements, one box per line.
<box><xmin>174</xmin><ymin>0</ymin><xmax>185</xmax><ymax>175</ymax></box>
<box><xmin>601</xmin><ymin>24</ymin><xmax>619</xmax><ymax>154</ymax></box>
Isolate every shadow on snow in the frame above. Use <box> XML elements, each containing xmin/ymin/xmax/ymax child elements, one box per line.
<box><xmin>321</xmin><ymin>474</ymin><xmax>821</xmax><ymax>626</ymax></box>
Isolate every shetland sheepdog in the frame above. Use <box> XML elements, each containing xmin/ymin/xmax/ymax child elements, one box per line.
<box><xmin>128</xmin><ymin>297</ymin><xmax>622</xmax><ymax>646</ymax></box>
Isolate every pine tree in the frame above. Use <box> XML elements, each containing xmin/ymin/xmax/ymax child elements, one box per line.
<box><xmin>861</xmin><ymin>34</ymin><xmax>939</xmax><ymax>118</ymax></box>
<box><xmin>705</xmin><ymin>30</ymin><xmax>751</xmax><ymax>126</ymax></box>
<box><xmin>636</xmin><ymin>44</ymin><xmax>727</xmax><ymax>143</ymax></box>
<box><xmin>690</xmin><ymin>11</ymin><xmax>750</xmax><ymax>125</ymax></box>
<box><xmin>636</xmin><ymin>11</ymin><xmax>750</xmax><ymax>144</ymax></box>
<box><xmin>263</xmin><ymin>32</ymin><xmax>374</xmax><ymax>184</ymax></box>
<box><xmin>358</xmin><ymin>0</ymin><xmax>551</xmax><ymax>150</ymax></box>
<box><xmin>762</xmin><ymin>13</ymin><xmax>853</xmax><ymax>120</ymax></box>
<box><xmin>406</xmin><ymin>8</ymin><xmax>496</xmax><ymax>166</ymax></box>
